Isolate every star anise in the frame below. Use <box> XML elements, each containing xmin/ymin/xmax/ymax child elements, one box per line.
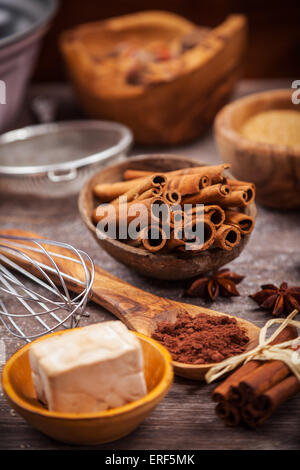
<box><xmin>249</xmin><ymin>282</ymin><xmax>300</xmax><ymax>316</ymax></box>
<box><xmin>184</xmin><ymin>269</ymin><xmax>245</xmax><ymax>300</ymax></box>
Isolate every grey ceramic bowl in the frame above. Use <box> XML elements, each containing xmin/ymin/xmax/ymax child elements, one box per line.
<box><xmin>0</xmin><ymin>0</ymin><xmax>58</xmax><ymax>133</ymax></box>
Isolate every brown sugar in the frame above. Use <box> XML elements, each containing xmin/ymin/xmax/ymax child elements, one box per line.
<box><xmin>240</xmin><ymin>110</ymin><xmax>300</xmax><ymax>147</ymax></box>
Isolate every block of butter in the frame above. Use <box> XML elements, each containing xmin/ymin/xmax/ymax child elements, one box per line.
<box><xmin>29</xmin><ymin>321</ymin><xmax>147</xmax><ymax>413</ymax></box>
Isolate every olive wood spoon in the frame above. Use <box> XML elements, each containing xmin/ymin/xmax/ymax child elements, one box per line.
<box><xmin>0</xmin><ymin>229</ymin><xmax>260</xmax><ymax>380</ymax></box>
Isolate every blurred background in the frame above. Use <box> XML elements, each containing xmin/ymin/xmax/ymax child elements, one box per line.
<box><xmin>35</xmin><ymin>0</ymin><xmax>300</xmax><ymax>82</ymax></box>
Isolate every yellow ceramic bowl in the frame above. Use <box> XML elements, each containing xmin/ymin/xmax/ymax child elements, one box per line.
<box><xmin>1</xmin><ymin>330</ymin><xmax>173</xmax><ymax>445</ymax></box>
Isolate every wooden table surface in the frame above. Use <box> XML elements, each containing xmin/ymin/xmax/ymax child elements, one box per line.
<box><xmin>0</xmin><ymin>80</ymin><xmax>299</xmax><ymax>450</ymax></box>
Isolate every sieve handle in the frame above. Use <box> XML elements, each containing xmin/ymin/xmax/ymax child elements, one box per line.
<box><xmin>47</xmin><ymin>168</ymin><xmax>77</xmax><ymax>183</ymax></box>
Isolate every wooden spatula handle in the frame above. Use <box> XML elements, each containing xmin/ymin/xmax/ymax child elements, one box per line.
<box><xmin>91</xmin><ymin>265</ymin><xmax>178</xmax><ymax>332</ymax></box>
<box><xmin>0</xmin><ymin>229</ymin><xmax>178</xmax><ymax>334</ymax></box>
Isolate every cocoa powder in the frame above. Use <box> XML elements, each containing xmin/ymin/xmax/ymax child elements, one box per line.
<box><xmin>152</xmin><ymin>312</ymin><xmax>249</xmax><ymax>364</ymax></box>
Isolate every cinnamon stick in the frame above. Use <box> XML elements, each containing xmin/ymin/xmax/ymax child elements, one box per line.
<box><xmin>166</xmin><ymin>174</ymin><xmax>210</xmax><ymax>195</ymax></box>
<box><xmin>141</xmin><ymin>226</ymin><xmax>167</xmax><ymax>253</ymax></box>
<box><xmin>212</xmin><ymin>325</ymin><xmax>299</xmax><ymax>427</ymax></box>
<box><xmin>225</xmin><ymin>210</ymin><xmax>255</xmax><ymax>235</ymax></box>
<box><xmin>188</xmin><ymin>205</ymin><xmax>225</xmax><ymax>228</ymax></box>
<box><xmin>228</xmin><ymin>179</ymin><xmax>255</xmax><ymax>190</ymax></box>
<box><xmin>135</xmin><ymin>187</ymin><xmax>162</xmax><ymax>201</ymax></box>
<box><xmin>150</xmin><ymin>197</ymin><xmax>171</xmax><ymax>225</ymax></box>
<box><xmin>94</xmin><ymin>174</ymin><xmax>167</xmax><ymax>202</ymax></box>
<box><xmin>204</xmin><ymin>205</ymin><xmax>226</xmax><ymax>228</ymax></box>
<box><xmin>183</xmin><ymin>184</ymin><xmax>231</xmax><ymax>205</ymax></box>
<box><xmin>93</xmin><ymin>196</ymin><xmax>165</xmax><ymax>229</ymax></box>
<box><xmin>169</xmin><ymin>209</ymin><xmax>185</xmax><ymax>228</ymax></box>
<box><xmin>94</xmin><ymin>180</ymin><xmax>139</xmax><ymax>202</ymax></box>
<box><xmin>212</xmin><ymin>361</ymin><xmax>261</xmax><ymax>403</ymax></box>
<box><xmin>214</xmin><ymin>224</ymin><xmax>241</xmax><ymax>251</ymax></box>
<box><xmin>164</xmin><ymin>227</ymin><xmax>186</xmax><ymax>251</ymax></box>
<box><xmin>124</xmin><ymin>225</ymin><xmax>147</xmax><ymax>248</ymax></box>
<box><xmin>177</xmin><ymin>215</ymin><xmax>216</xmax><ymax>252</ymax></box>
<box><xmin>111</xmin><ymin>174</ymin><xmax>167</xmax><ymax>204</ymax></box>
<box><xmin>162</xmin><ymin>189</ymin><xmax>182</xmax><ymax>204</ymax></box>
<box><xmin>123</xmin><ymin>164</ymin><xmax>230</xmax><ymax>183</ymax></box>
<box><xmin>243</xmin><ymin>375</ymin><xmax>300</xmax><ymax>428</ymax></box>
<box><xmin>238</xmin><ymin>360</ymin><xmax>291</xmax><ymax>404</ymax></box>
<box><xmin>177</xmin><ymin>164</ymin><xmax>229</xmax><ymax>184</ymax></box>
<box><xmin>219</xmin><ymin>189</ymin><xmax>254</xmax><ymax>208</ymax></box>
<box><xmin>215</xmin><ymin>401</ymin><xmax>241</xmax><ymax>427</ymax></box>
<box><xmin>212</xmin><ymin>327</ymin><xmax>298</xmax><ymax>403</ymax></box>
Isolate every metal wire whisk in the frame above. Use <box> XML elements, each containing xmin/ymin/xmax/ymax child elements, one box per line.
<box><xmin>0</xmin><ymin>234</ymin><xmax>95</xmax><ymax>342</ymax></box>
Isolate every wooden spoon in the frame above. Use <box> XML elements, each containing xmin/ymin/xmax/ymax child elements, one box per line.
<box><xmin>0</xmin><ymin>228</ymin><xmax>260</xmax><ymax>380</ymax></box>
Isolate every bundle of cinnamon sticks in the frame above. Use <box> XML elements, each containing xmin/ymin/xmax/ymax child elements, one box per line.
<box><xmin>212</xmin><ymin>326</ymin><xmax>300</xmax><ymax>428</ymax></box>
<box><xmin>92</xmin><ymin>164</ymin><xmax>256</xmax><ymax>254</ymax></box>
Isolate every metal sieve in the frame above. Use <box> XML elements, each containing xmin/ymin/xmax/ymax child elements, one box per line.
<box><xmin>0</xmin><ymin>120</ymin><xmax>133</xmax><ymax>197</ymax></box>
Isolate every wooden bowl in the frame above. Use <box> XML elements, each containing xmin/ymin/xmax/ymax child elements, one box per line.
<box><xmin>1</xmin><ymin>331</ymin><xmax>173</xmax><ymax>445</ymax></box>
<box><xmin>78</xmin><ymin>154</ymin><xmax>256</xmax><ymax>280</ymax></box>
<box><xmin>60</xmin><ymin>11</ymin><xmax>247</xmax><ymax>145</ymax></box>
<box><xmin>214</xmin><ymin>89</ymin><xmax>300</xmax><ymax>209</ymax></box>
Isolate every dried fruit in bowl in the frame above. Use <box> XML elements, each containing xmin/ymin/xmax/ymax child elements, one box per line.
<box><xmin>60</xmin><ymin>11</ymin><xmax>247</xmax><ymax>145</ymax></box>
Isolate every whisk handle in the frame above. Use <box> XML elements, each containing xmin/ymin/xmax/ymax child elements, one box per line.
<box><xmin>0</xmin><ymin>229</ymin><xmax>182</xmax><ymax>336</ymax></box>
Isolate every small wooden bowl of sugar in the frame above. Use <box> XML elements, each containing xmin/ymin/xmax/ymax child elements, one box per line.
<box><xmin>214</xmin><ymin>89</ymin><xmax>300</xmax><ymax>209</ymax></box>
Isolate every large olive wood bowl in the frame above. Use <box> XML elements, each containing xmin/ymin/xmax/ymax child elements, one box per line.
<box><xmin>60</xmin><ymin>11</ymin><xmax>247</xmax><ymax>145</ymax></box>
<box><xmin>214</xmin><ymin>89</ymin><xmax>300</xmax><ymax>209</ymax></box>
<box><xmin>78</xmin><ymin>155</ymin><xmax>256</xmax><ymax>280</ymax></box>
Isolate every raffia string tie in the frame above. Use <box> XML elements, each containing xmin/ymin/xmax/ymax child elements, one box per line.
<box><xmin>205</xmin><ymin>309</ymin><xmax>300</xmax><ymax>384</ymax></box>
